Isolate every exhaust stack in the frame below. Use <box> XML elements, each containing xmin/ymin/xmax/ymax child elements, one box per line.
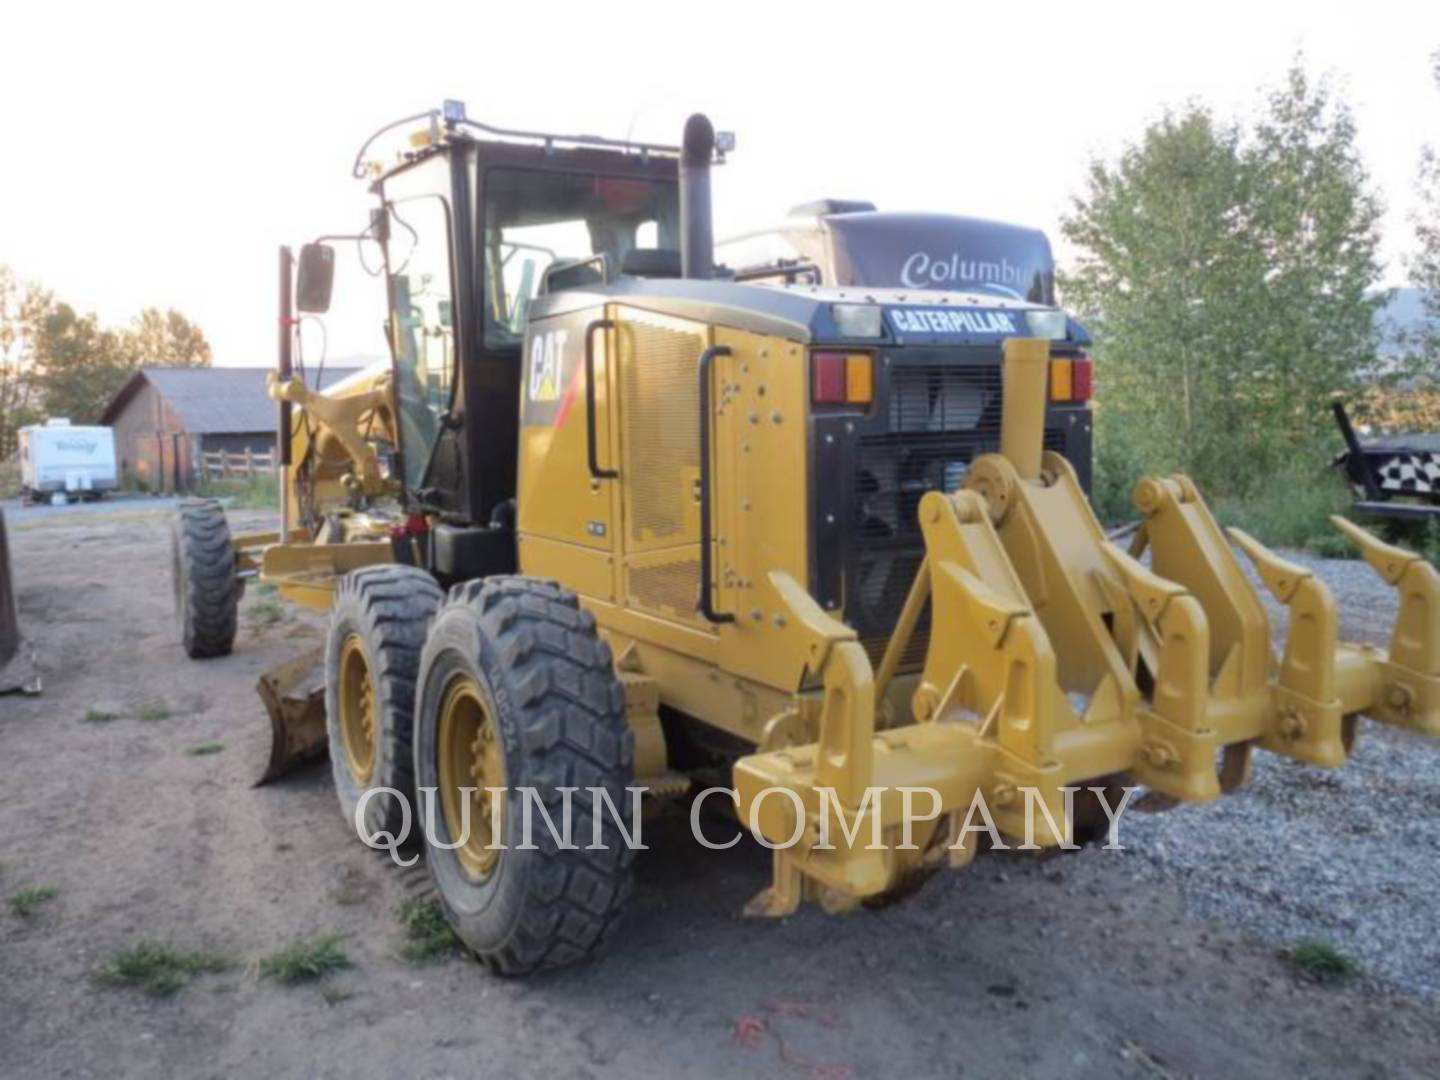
<box><xmin>680</xmin><ymin>114</ymin><xmax>715</xmax><ymax>279</ymax></box>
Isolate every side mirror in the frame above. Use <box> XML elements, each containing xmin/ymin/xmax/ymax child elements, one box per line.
<box><xmin>296</xmin><ymin>243</ymin><xmax>335</xmax><ymax>313</ymax></box>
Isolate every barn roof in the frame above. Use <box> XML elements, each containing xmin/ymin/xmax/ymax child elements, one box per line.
<box><xmin>102</xmin><ymin>365</ymin><xmax>363</xmax><ymax>434</ymax></box>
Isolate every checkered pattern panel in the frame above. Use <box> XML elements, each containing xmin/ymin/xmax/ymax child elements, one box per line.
<box><xmin>1376</xmin><ymin>453</ymin><xmax>1440</xmax><ymax>494</ymax></box>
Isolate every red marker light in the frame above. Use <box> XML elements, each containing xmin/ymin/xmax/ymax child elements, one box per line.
<box><xmin>1071</xmin><ymin>356</ymin><xmax>1093</xmax><ymax>403</ymax></box>
<box><xmin>811</xmin><ymin>352</ymin><xmax>848</xmax><ymax>404</ymax></box>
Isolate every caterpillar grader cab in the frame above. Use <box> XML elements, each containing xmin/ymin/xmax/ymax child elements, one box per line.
<box><xmin>171</xmin><ymin>102</ymin><xmax>1440</xmax><ymax>974</ymax></box>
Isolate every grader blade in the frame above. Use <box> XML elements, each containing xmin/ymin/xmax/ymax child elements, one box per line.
<box><xmin>0</xmin><ymin>509</ymin><xmax>40</xmax><ymax>696</ymax></box>
<box><xmin>254</xmin><ymin>646</ymin><xmax>328</xmax><ymax>785</ymax></box>
<box><xmin>734</xmin><ymin>337</ymin><xmax>1440</xmax><ymax>914</ymax></box>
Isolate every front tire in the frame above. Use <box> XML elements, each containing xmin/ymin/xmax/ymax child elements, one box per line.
<box><xmin>414</xmin><ymin>577</ymin><xmax>635</xmax><ymax>975</ymax></box>
<box><xmin>325</xmin><ymin>565</ymin><xmax>443</xmax><ymax>837</ymax></box>
<box><xmin>171</xmin><ymin>499</ymin><xmax>239</xmax><ymax>658</ymax></box>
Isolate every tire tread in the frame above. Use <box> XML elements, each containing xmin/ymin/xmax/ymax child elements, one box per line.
<box><xmin>326</xmin><ymin>564</ymin><xmax>443</xmax><ymax>836</ymax></box>
<box><xmin>424</xmin><ymin>576</ymin><xmax>635</xmax><ymax>976</ymax></box>
<box><xmin>174</xmin><ymin>498</ymin><xmax>239</xmax><ymax>658</ymax></box>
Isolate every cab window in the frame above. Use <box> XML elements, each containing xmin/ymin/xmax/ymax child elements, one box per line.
<box><xmin>482</xmin><ymin>168</ymin><xmax>678</xmax><ymax>347</ymax></box>
<box><xmin>386</xmin><ymin>194</ymin><xmax>455</xmax><ymax>489</ymax></box>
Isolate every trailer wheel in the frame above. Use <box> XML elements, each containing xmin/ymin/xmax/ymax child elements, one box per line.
<box><xmin>325</xmin><ymin>565</ymin><xmax>443</xmax><ymax>838</ymax></box>
<box><xmin>414</xmin><ymin>577</ymin><xmax>636</xmax><ymax>975</ymax></box>
<box><xmin>171</xmin><ymin>498</ymin><xmax>240</xmax><ymax>659</ymax></box>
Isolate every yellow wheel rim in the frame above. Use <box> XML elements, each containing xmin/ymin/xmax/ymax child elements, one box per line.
<box><xmin>337</xmin><ymin>633</ymin><xmax>378</xmax><ymax>785</ymax></box>
<box><xmin>437</xmin><ymin>675</ymin><xmax>505</xmax><ymax>879</ymax></box>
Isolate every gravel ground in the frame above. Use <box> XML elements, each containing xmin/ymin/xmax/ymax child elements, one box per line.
<box><xmin>4</xmin><ymin>505</ymin><xmax>1439</xmax><ymax>1078</ymax></box>
<box><xmin>1095</xmin><ymin>549</ymin><xmax>1440</xmax><ymax>999</ymax></box>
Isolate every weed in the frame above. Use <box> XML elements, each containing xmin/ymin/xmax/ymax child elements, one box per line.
<box><xmin>1377</xmin><ymin>517</ymin><xmax>1440</xmax><ymax>567</ymax></box>
<box><xmin>83</xmin><ymin>708</ymin><xmax>118</xmax><ymax>723</ymax></box>
<box><xmin>9</xmin><ymin>886</ymin><xmax>59</xmax><ymax>918</ymax></box>
<box><xmin>137</xmin><ymin>702</ymin><xmax>171</xmax><ymax>722</ymax></box>
<box><xmin>261</xmin><ymin>934</ymin><xmax>350</xmax><ymax>984</ymax></box>
<box><xmin>1213</xmin><ymin>465</ymin><xmax>1354</xmax><ymax>556</ymax></box>
<box><xmin>95</xmin><ymin>941</ymin><xmax>235</xmax><ymax>997</ymax></box>
<box><xmin>1421</xmin><ymin>519</ymin><xmax>1440</xmax><ymax>567</ymax></box>
<box><xmin>196</xmin><ymin>474</ymin><xmax>279</xmax><ymax>510</ymax></box>
<box><xmin>247</xmin><ymin>597</ymin><xmax>285</xmax><ymax>627</ymax></box>
<box><xmin>330</xmin><ymin>873</ymin><xmax>375</xmax><ymax>907</ymax></box>
<box><xmin>1284</xmin><ymin>939</ymin><xmax>1358</xmax><ymax>983</ymax></box>
<box><xmin>395</xmin><ymin>897</ymin><xmax>461</xmax><ymax>964</ymax></box>
<box><xmin>186</xmin><ymin>742</ymin><xmax>225</xmax><ymax>756</ymax></box>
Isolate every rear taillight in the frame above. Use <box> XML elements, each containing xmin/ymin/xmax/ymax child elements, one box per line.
<box><xmin>1049</xmin><ymin>354</ymin><xmax>1093</xmax><ymax>404</ymax></box>
<box><xmin>811</xmin><ymin>352</ymin><xmax>873</xmax><ymax>406</ymax></box>
<box><xmin>812</xmin><ymin>352</ymin><xmax>847</xmax><ymax>403</ymax></box>
<box><xmin>1072</xmin><ymin>355</ymin><xmax>1093</xmax><ymax>403</ymax></box>
<box><xmin>1049</xmin><ymin>358</ymin><xmax>1073</xmax><ymax>401</ymax></box>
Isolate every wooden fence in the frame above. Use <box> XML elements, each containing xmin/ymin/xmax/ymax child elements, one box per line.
<box><xmin>201</xmin><ymin>448</ymin><xmax>276</xmax><ymax>481</ymax></box>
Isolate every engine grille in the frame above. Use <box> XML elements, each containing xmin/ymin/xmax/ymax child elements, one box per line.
<box><xmin>849</xmin><ymin>362</ymin><xmax>1064</xmax><ymax>668</ymax></box>
<box><xmin>617</xmin><ymin>316</ymin><xmax>707</xmax><ymax>622</ymax></box>
<box><xmin>622</xmin><ymin>319</ymin><xmax>704</xmax><ymax>543</ymax></box>
<box><xmin>888</xmin><ymin>363</ymin><xmax>1001</xmax><ymax>436</ymax></box>
<box><xmin>628</xmin><ymin>556</ymin><xmax>701</xmax><ymax>618</ymax></box>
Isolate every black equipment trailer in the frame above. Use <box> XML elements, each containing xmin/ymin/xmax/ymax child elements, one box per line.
<box><xmin>1332</xmin><ymin>401</ymin><xmax>1440</xmax><ymax>522</ymax></box>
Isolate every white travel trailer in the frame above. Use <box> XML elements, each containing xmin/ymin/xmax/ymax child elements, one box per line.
<box><xmin>18</xmin><ymin>419</ymin><xmax>118</xmax><ymax>502</ymax></box>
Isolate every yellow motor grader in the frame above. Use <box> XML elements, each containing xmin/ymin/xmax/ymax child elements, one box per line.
<box><xmin>172</xmin><ymin>103</ymin><xmax>1440</xmax><ymax>974</ymax></box>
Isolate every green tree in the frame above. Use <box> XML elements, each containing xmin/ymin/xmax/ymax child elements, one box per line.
<box><xmin>1406</xmin><ymin>50</ymin><xmax>1440</xmax><ymax>373</ymax></box>
<box><xmin>28</xmin><ymin>303</ymin><xmax>135</xmax><ymax>424</ymax></box>
<box><xmin>1247</xmin><ymin>64</ymin><xmax>1386</xmax><ymax>419</ymax></box>
<box><xmin>124</xmin><ymin>307</ymin><xmax>212</xmax><ymax>367</ymax></box>
<box><xmin>22</xmin><ymin>301</ymin><xmax>212</xmax><ymax>425</ymax></box>
<box><xmin>1</xmin><ymin>267</ymin><xmax>213</xmax><ymax>439</ymax></box>
<box><xmin>0</xmin><ymin>266</ymin><xmax>49</xmax><ymax>458</ymax></box>
<box><xmin>1061</xmin><ymin>60</ymin><xmax>1385</xmax><ymax>510</ymax></box>
<box><xmin>1061</xmin><ymin>108</ymin><xmax>1264</xmax><ymax>511</ymax></box>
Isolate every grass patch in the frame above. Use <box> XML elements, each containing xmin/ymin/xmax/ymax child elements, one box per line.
<box><xmin>395</xmin><ymin>897</ymin><xmax>461</xmax><ymax>964</ymax></box>
<box><xmin>94</xmin><ymin>941</ymin><xmax>235</xmax><ymax>997</ymax></box>
<box><xmin>247</xmin><ymin>597</ymin><xmax>285</xmax><ymax>626</ymax></box>
<box><xmin>136</xmin><ymin>702</ymin><xmax>171</xmax><ymax>722</ymax></box>
<box><xmin>9</xmin><ymin>886</ymin><xmax>59</xmax><ymax>917</ymax></box>
<box><xmin>1284</xmin><ymin>939</ymin><xmax>1358</xmax><ymax>983</ymax></box>
<box><xmin>186</xmin><ymin>742</ymin><xmax>225</xmax><ymax>756</ymax></box>
<box><xmin>1416</xmin><ymin>519</ymin><xmax>1440</xmax><ymax>567</ymax></box>
<box><xmin>330</xmin><ymin>869</ymin><xmax>375</xmax><ymax>907</ymax></box>
<box><xmin>1212</xmin><ymin>465</ymin><xmax>1355</xmax><ymax>558</ymax></box>
<box><xmin>1375</xmin><ymin>517</ymin><xmax>1440</xmax><ymax>567</ymax></box>
<box><xmin>260</xmin><ymin>934</ymin><xmax>350</xmax><ymax>984</ymax></box>
<box><xmin>197</xmin><ymin>475</ymin><xmax>279</xmax><ymax>510</ymax></box>
<box><xmin>83</xmin><ymin>708</ymin><xmax>118</xmax><ymax>723</ymax></box>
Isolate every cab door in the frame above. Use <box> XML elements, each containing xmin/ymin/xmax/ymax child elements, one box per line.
<box><xmin>515</xmin><ymin>309</ymin><xmax>622</xmax><ymax>604</ymax></box>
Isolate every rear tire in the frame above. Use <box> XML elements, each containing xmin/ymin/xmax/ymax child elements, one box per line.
<box><xmin>172</xmin><ymin>498</ymin><xmax>239</xmax><ymax>658</ymax></box>
<box><xmin>325</xmin><ymin>565</ymin><xmax>443</xmax><ymax>838</ymax></box>
<box><xmin>414</xmin><ymin>576</ymin><xmax>636</xmax><ymax>975</ymax></box>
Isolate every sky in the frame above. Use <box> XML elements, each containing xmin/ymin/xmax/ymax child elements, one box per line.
<box><xmin>1</xmin><ymin>0</ymin><xmax>1436</xmax><ymax>367</ymax></box>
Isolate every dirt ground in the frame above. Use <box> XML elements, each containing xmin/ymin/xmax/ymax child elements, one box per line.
<box><xmin>2</xmin><ymin>500</ymin><xmax>1438</xmax><ymax>1079</ymax></box>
